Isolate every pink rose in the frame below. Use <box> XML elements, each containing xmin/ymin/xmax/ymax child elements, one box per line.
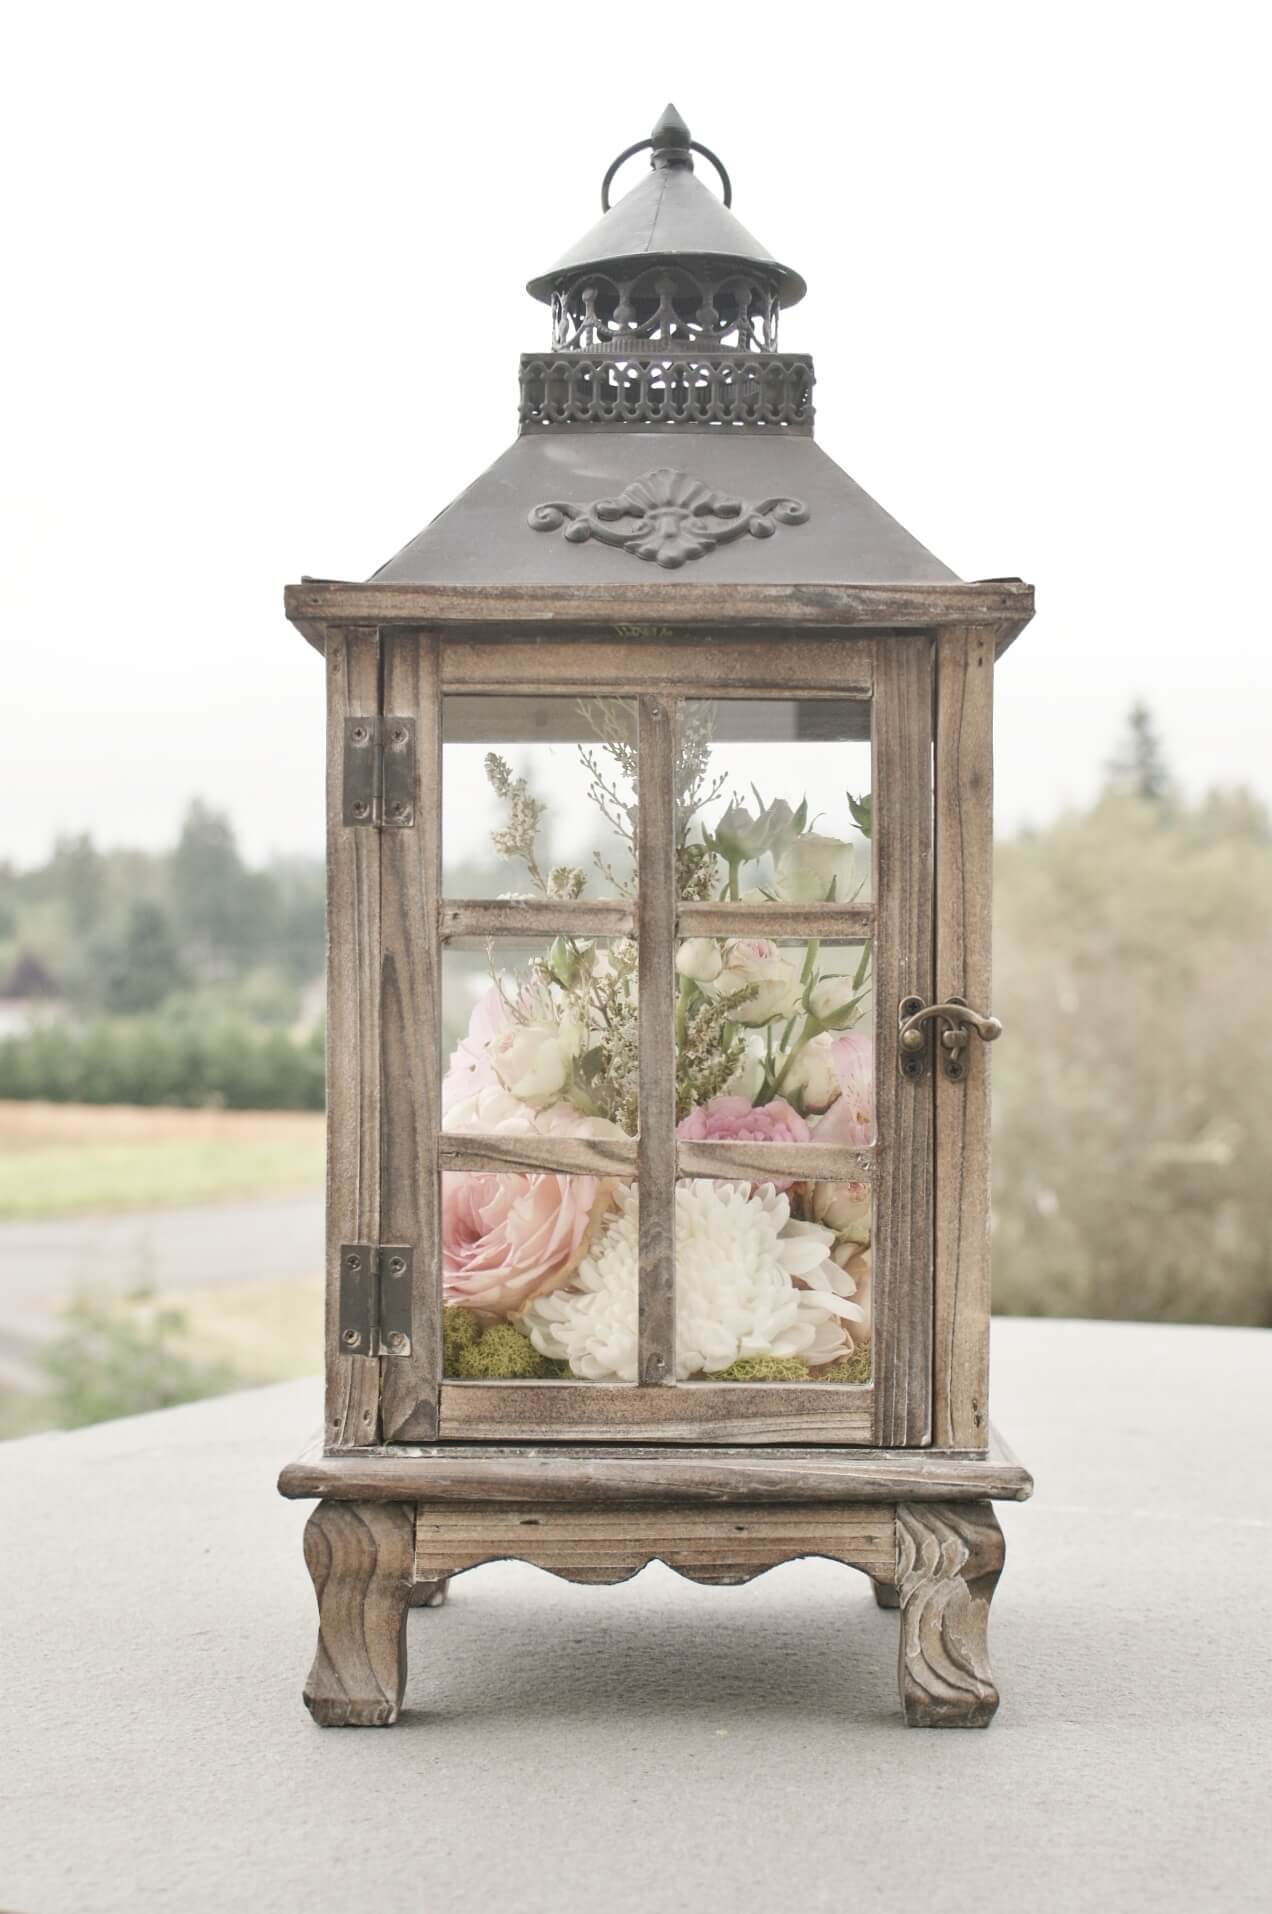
<box><xmin>442</xmin><ymin>986</ymin><xmax>511</xmax><ymax>1116</ymax></box>
<box><xmin>812</xmin><ymin>1032</ymin><xmax>874</xmax><ymax>1146</ymax></box>
<box><xmin>676</xmin><ymin>1093</ymin><xmax>811</xmax><ymax>1190</ymax></box>
<box><xmin>442</xmin><ymin>1092</ymin><xmax>622</xmax><ymax>1316</ymax></box>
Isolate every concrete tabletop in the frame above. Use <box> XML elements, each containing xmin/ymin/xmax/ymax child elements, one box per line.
<box><xmin>2</xmin><ymin>1318</ymin><xmax>1269</xmax><ymax>1914</ymax></box>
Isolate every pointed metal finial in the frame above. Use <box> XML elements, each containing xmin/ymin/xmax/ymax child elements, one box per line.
<box><xmin>651</xmin><ymin>104</ymin><xmax>692</xmax><ymax>160</ymax></box>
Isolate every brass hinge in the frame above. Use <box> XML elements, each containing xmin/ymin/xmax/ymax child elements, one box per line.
<box><xmin>338</xmin><ymin>1244</ymin><xmax>414</xmax><ymax>1357</ymax></box>
<box><xmin>342</xmin><ymin>716</ymin><xmax>416</xmax><ymax>828</ymax></box>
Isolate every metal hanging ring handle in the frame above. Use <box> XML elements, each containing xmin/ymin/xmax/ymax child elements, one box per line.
<box><xmin>601</xmin><ymin>139</ymin><xmax>733</xmax><ymax>212</ymax></box>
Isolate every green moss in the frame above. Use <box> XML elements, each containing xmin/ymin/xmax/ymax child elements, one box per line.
<box><xmin>442</xmin><ymin>1306</ymin><xmax>484</xmax><ymax>1372</ymax></box>
<box><xmin>443</xmin><ymin>1307</ymin><xmax>558</xmax><ymax>1379</ymax></box>
<box><xmin>813</xmin><ymin>1344</ymin><xmax>872</xmax><ymax>1383</ymax></box>
<box><xmin>706</xmin><ymin>1355</ymin><xmax>812</xmax><ymax>1382</ymax></box>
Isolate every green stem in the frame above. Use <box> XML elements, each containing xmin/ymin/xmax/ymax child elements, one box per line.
<box><xmin>727</xmin><ymin>858</ymin><xmax>741</xmax><ymax>903</ymax></box>
<box><xmin>771</xmin><ymin>1014</ymin><xmax>821</xmax><ymax>1096</ymax></box>
<box><xmin>675</xmin><ymin>974</ymin><xmax>695</xmax><ymax>1049</ymax></box>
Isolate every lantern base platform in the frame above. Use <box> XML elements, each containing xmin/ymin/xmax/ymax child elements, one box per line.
<box><xmin>282</xmin><ymin>1430</ymin><xmax>1030</xmax><ymax>1729</ymax></box>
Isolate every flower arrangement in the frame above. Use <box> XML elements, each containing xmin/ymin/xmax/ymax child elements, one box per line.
<box><xmin>441</xmin><ymin>704</ymin><xmax>874</xmax><ymax>1384</ymax></box>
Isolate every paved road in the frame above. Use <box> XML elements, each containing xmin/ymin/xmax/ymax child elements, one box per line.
<box><xmin>0</xmin><ymin>1189</ymin><xmax>323</xmax><ymax>1387</ymax></box>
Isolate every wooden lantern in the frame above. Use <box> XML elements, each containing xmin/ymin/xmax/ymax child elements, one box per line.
<box><xmin>278</xmin><ymin>105</ymin><xmax>1034</xmax><ymax>1728</ymax></box>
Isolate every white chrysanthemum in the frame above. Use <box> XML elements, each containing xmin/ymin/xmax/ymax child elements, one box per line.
<box><xmin>521</xmin><ymin>1181</ymin><xmax>864</xmax><ymax>1381</ymax></box>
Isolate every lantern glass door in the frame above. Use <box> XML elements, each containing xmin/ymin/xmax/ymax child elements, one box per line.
<box><xmin>405</xmin><ymin>630</ymin><xmax>930</xmax><ymax>1445</ymax></box>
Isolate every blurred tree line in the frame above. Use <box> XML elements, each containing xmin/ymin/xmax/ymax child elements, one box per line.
<box><xmin>992</xmin><ymin>705</ymin><xmax>1272</xmax><ymax>1326</ymax></box>
<box><xmin>0</xmin><ymin>801</ymin><xmax>326</xmax><ymax>1107</ymax></box>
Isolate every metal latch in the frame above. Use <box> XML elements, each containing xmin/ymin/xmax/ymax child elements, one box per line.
<box><xmin>898</xmin><ymin>996</ymin><xmax>1003</xmax><ymax>1082</ymax></box>
<box><xmin>342</xmin><ymin>716</ymin><xmax>416</xmax><ymax>828</ymax></box>
<box><xmin>338</xmin><ymin>1244</ymin><xmax>414</xmax><ymax>1356</ymax></box>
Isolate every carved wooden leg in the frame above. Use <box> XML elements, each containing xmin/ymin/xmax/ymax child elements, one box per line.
<box><xmin>895</xmin><ymin>1500</ymin><xmax>1004</xmax><ymax>1728</ymax></box>
<box><xmin>409</xmin><ymin>1577</ymin><xmax>450</xmax><ymax>1609</ymax></box>
<box><xmin>872</xmin><ymin>1578</ymin><xmax>901</xmax><ymax>1608</ymax></box>
<box><xmin>302</xmin><ymin>1500</ymin><xmax>414</xmax><ymax>1726</ymax></box>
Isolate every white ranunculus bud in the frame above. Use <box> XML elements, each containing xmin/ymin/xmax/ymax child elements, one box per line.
<box><xmin>781</xmin><ymin>1034</ymin><xmax>842</xmax><ymax>1112</ymax></box>
<box><xmin>676</xmin><ymin>938</ymin><xmax>724</xmax><ymax>984</ymax></box>
<box><xmin>715</xmin><ymin>939</ymin><xmax>803</xmax><ymax>1027</ymax></box>
<box><xmin>808</xmin><ymin>975</ymin><xmax>861</xmax><ymax>1030</ymax></box>
<box><xmin>490</xmin><ymin>1023</ymin><xmax>571</xmax><ymax>1106</ymax></box>
<box><xmin>774</xmin><ymin>832</ymin><xmax>866</xmax><ymax>904</ymax></box>
<box><xmin>724</xmin><ymin>1050</ymin><xmax>766</xmax><ymax>1102</ymax></box>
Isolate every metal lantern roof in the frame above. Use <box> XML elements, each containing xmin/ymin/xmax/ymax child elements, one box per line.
<box><xmin>525</xmin><ymin>103</ymin><xmax>807</xmax><ymax>310</ymax></box>
<box><xmin>366</xmin><ymin>107</ymin><xmax>959</xmax><ymax>589</ymax></box>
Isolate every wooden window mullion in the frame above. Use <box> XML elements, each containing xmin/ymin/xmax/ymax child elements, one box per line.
<box><xmin>636</xmin><ymin>694</ymin><xmax>678</xmax><ymax>1385</ymax></box>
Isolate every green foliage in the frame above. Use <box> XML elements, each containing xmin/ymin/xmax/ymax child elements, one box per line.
<box><xmin>0</xmin><ymin>1011</ymin><xmax>324</xmax><ymax>1109</ymax></box>
<box><xmin>0</xmin><ymin>803</ymin><xmax>325</xmax><ymax>1015</ymax></box>
<box><xmin>993</xmin><ymin>784</ymin><xmax>1272</xmax><ymax>1325</ymax></box>
<box><xmin>39</xmin><ymin>1289</ymin><xmax>246</xmax><ymax>1429</ymax></box>
<box><xmin>1106</xmin><ymin>701</ymin><xmax>1175</xmax><ymax>804</ymax></box>
<box><xmin>101</xmin><ymin>902</ymin><xmax>186</xmax><ymax>1013</ymax></box>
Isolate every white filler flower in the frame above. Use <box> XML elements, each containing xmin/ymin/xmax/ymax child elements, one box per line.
<box><xmin>521</xmin><ymin>1180</ymin><xmax>863</xmax><ymax>1381</ymax></box>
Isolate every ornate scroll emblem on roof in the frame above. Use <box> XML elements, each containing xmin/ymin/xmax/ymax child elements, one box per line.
<box><xmin>527</xmin><ymin>465</ymin><xmax>810</xmax><ymax>570</ymax></box>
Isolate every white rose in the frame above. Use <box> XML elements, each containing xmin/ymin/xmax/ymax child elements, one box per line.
<box><xmin>676</xmin><ymin>938</ymin><xmax>724</xmax><ymax>984</ymax></box>
<box><xmin>808</xmin><ymin>975</ymin><xmax>862</xmax><ymax>1030</ymax></box>
<box><xmin>715</xmin><ymin>939</ymin><xmax>802</xmax><ymax>1027</ymax></box>
<box><xmin>781</xmin><ymin>1034</ymin><xmax>841</xmax><ymax>1112</ymax></box>
<box><xmin>490</xmin><ymin>1022</ymin><xmax>572</xmax><ymax>1106</ymax></box>
<box><xmin>775</xmin><ymin>833</ymin><xmax>865</xmax><ymax>904</ymax></box>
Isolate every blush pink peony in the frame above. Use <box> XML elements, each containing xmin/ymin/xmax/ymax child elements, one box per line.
<box><xmin>441</xmin><ymin>1088</ymin><xmax>622</xmax><ymax>1316</ymax></box>
<box><xmin>676</xmin><ymin>1093</ymin><xmax>811</xmax><ymax>1190</ymax></box>
<box><xmin>811</xmin><ymin>1032</ymin><xmax>874</xmax><ymax>1146</ymax></box>
<box><xmin>441</xmin><ymin>986</ymin><xmax>512</xmax><ymax>1116</ymax></box>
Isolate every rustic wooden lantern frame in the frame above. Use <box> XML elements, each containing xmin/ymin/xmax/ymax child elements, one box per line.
<box><xmin>279</xmin><ymin>577</ymin><xmax>1035</xmax><ymax>1729</ymax></box>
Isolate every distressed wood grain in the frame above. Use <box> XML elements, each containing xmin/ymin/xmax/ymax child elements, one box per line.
<box><xmin>676</xmin><ymin>1140</ymin><xmax>873</xmax><ymax>1183</ymax></box>
<box><xmin>414</xmin><ymin>1502</ymin><xmax>895</xmax><ymax>1586</ymax></box>
<box><xmin>440</xmin><ymin>899</ymin><xmax>636</xmax><ymax>941</ymax></box>
<box><xmin>324</xmin><ymin>629</ymin><xmax>383</xmax><ymax>1448</ymax></box>
<box><xmin>637</xmin><ymin>695</ymin><xmax>677</xmax><ymax>1386</ymax></box>
<box><xmin>286</xmin><ymin>578</ymin><xmax>1034</xmax><ymax>633</ymax></box>
<box><xmin>677</xmin><ymin>901</ymin><xmax>874</xmax><ymax>939</ymax></box>
<box><xmin>378</xmin><ymin>631</ymin><xmax>443</xmax><ymax>1443</ymax></box>
<box><xmin>279</xmin><ymin>1426</ymin><xmax>1033</xmax><ymax>1504</ymax></box>
<box><xmin>301</xmin><ymin>1500</ymin><xmax>414</xmax><ymax>1727</ymax></box>
<box><xmin>871</xmin><ymin>637</ymin><xmax>935</xmax><ymax>1446</ymax></box>
<box><xmin>932</xmin><ymin>625</ymin><xmax>995</xmax><ymax>1450</ymax></box>
<box><xmin>439</xmin><ymin>635</ymin><xmax>874</xmax><ymax>696</ymax></box>
<box><xmin>895</xmin><ymin>1499</ymin><xmax>1004</xmax><ymax>1727</ymax></box>
<box><xmin>436</xmin><ymin>1381</ymin><xmax>873</xmax><ymax>1443</ymax></box>
<box><xmin>438</xmin><ymin>1134</ymin><xmax>638</xmax><ymax>1177</ymax></box>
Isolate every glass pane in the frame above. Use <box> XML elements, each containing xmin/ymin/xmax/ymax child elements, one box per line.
<box><xmin>672</xmin><ymin>1176</ymin><xmax>871</xmax><ymax>1383</ymax></box>
<box><xmin>673</xmin><ymin>934</ymin><xmax>873</xmax><ymax>1383</ymax></box>
<box><xmin>442</xmin><ymin>939</ymin><xmax>638</xmax><ymax>1134</ymax></box>
<box><xmin>442</xmin><ymin>928</ymin><xmax>639</xmax><ymax>1386</ymax></box>
<box><xmin>674</xmin><ymin>938</ymin><xmax>874</xmax><ymax>1138</ymax></box>
<box><xmin>676</xmin><ymin>698</ymin><xmax>871</xmax><ymax>903</ymax></box>
<box><xmin>443</xmin><ymin>695</ymin><xmax>637</xmax><ymax>899</ymax></box>
<box><xmin>443</xmin><ymin>1172</ymin><xmax>635</xmax><ymax>1381</ymax></box>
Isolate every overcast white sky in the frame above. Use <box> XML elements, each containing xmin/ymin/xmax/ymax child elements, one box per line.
<box><xmin>3</xmin><ymin>2</ymin><xmax>1269</xmax><ymax>870</ymax></box>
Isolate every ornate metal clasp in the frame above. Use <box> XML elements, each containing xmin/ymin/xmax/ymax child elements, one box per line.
<box><xmin>898</xmin><ymin>996</ymin><xmax>1003</xmax><ymax>1082</ymax></box>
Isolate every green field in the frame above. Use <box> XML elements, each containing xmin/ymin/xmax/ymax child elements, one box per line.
<box><xmin>0</xmin><ymin>1102</ymin><xmax>325</xmax><ymax>1220</ymax></box>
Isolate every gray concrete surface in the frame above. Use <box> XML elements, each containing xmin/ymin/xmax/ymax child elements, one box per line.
<box><xmin>2</xmin><ymin>1317</ymin><xmax>1269</xmax><ymax>1914</ymax></box>
<box><xmin>0</xmin><ymin>1189</ymin><xmax>322</xmax><ymax>1385</ymax></box>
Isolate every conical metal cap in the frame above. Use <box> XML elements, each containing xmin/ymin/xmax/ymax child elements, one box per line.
<box><xmin>526</xmin><ymin>106</ymin><xmax>806</xmax><ymax>307</ymax></box>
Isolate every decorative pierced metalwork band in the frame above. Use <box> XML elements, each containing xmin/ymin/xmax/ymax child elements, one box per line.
<box><xmin>519</xmin><ymin>354</ymin><xmax>814</xmax><ymax>433</ymax></box>
<box><xmin>550</xmin><ymin>266</ymin><xmax>782</xmax><ymax>353</ymax></box>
